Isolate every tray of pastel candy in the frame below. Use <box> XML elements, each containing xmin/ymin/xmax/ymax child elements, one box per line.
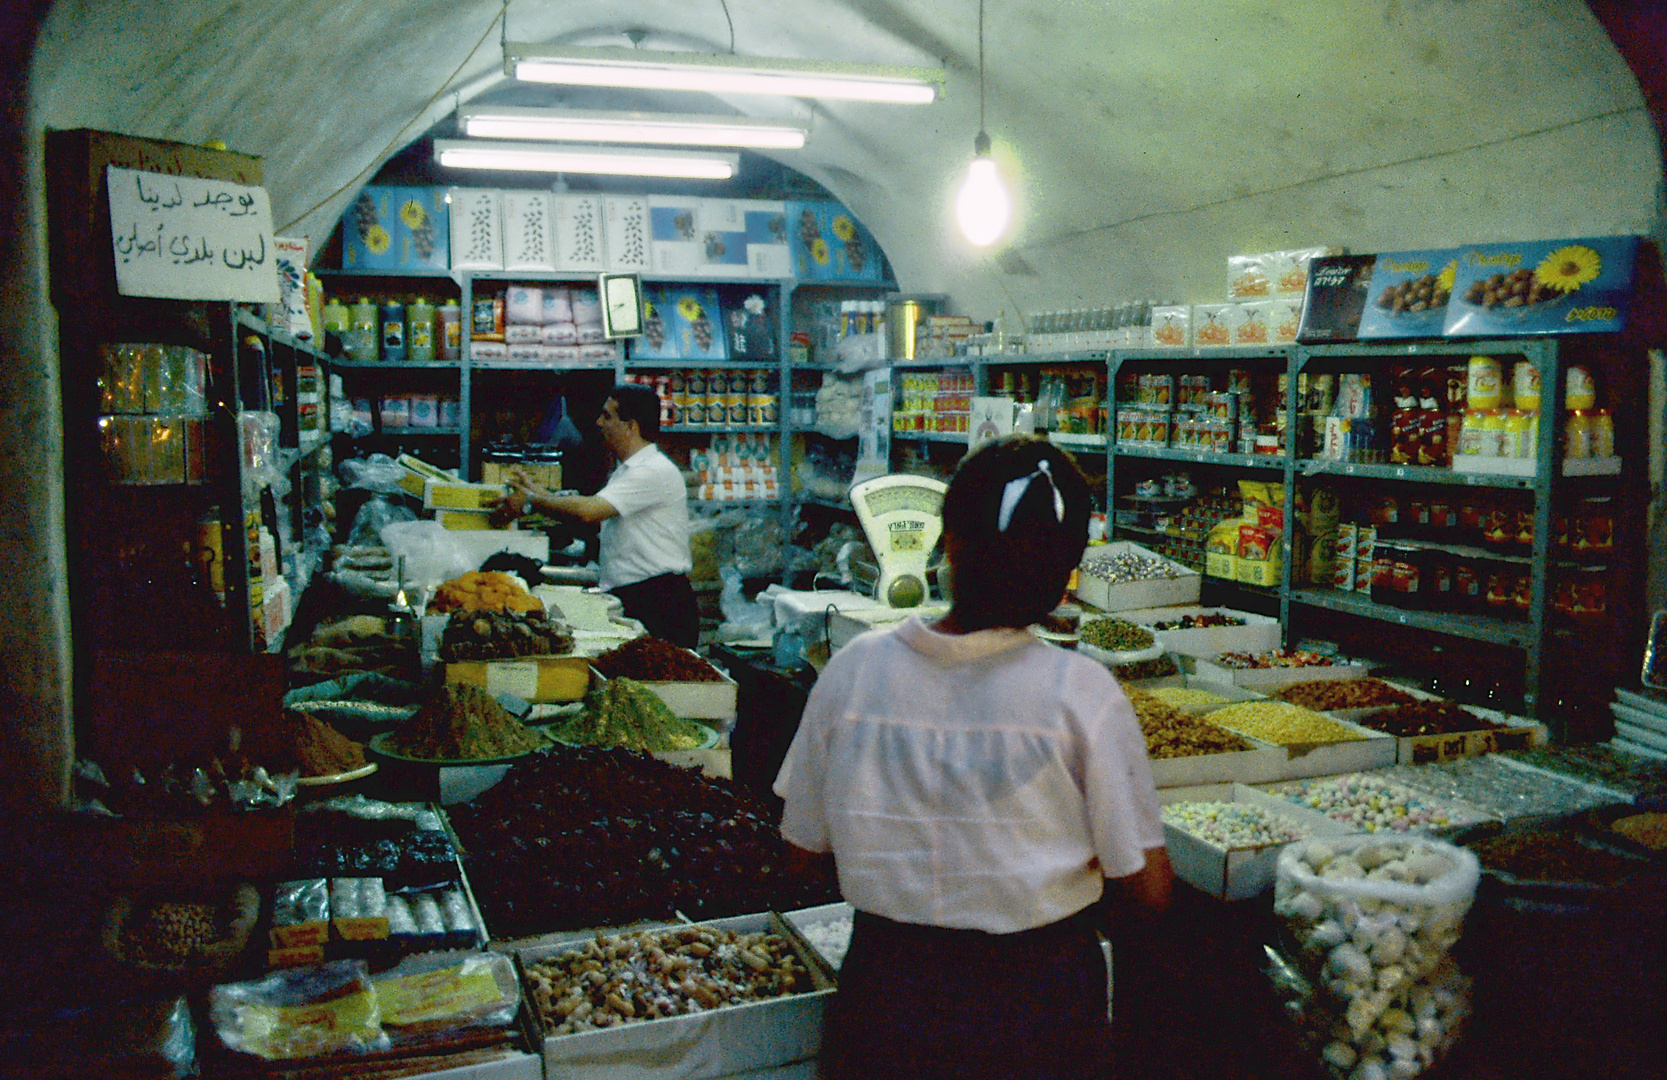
<box><xmin>1258</xmin><ymin>772</ymin><xmax>1499</xmax><ymax>835</ymax></box>
<box><xmin>1158</xmin><ymin>783</ymin><xmax>1349</xmax><ymax>900</ymax></box>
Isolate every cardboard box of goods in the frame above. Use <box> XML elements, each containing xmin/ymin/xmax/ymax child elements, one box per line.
<box><xmin>1119</xmin><ymin>606</ymin><xmax>1282</xmax><ymax>659</ymax></box>
<box><xmin>445</xmin><ymin>657</ymin><xmax>594</xmax><ymax>703</ymax></box>
<box><xmin>514</xmin><ymin>911</ymin><xmax>836</xmax><ymax>1080</ymax></box>
<box><xmin>1158</xmin><ymin>782</ymin><xmax>1347</xmax><ymax>900</ymax></box>
<box><xmin>398</xmin><ymin>452</ymin><xmax>459</xmax><ymax>498</ymax></box>
<box><xmin>1191</xmin><ymin>657</ymin><xmax>1374</xmax><ymax>693</ymax></box>
<box><xmin>404</xmin><ymin>1053</ymin><xmax>544</xmax><ymax>1080</ymax></box>
<box><xmin>1073</xmin><ymin>541</ymin><xmax>1202</xmax><ymax>612</ymax></box>
<box><xmin>482</xmin><ymin>460</ymin><xmax>563</xmax><ymax>491</ymax></box>
<box><xmin>425</xmin><ymin>478</ymin><xmax>508</xmax><ymax>512</ymax></box>
<box><xmin>597</xmin><ymin>650</ymin><xmax>739</xmax><ymax>721</ymax></box>
<box><xmin>342</xmin><ymin>185</ymin><xmax>449</xmax><ymax>271</ymax></box>
<box><xmin>1192</xmin><ymin>699</ymin><xmax>1398</xmax><ymax>781</ymax></box>
<box><xmin>1147</xmin><ymin>305</ymin><xmax>1192</xmax><ymax>348</ymax></box>
<box><xmin>437</xmin><ymin>509</ymin><xmax>515</xmax><ymax>532</ymax></box>
<box><xmin>1348</xmin><ymin>692</ymin><xmax>1549</xmax><ymax>765</ymax></box>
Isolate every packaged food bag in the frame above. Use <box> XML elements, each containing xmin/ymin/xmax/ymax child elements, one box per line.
<box><xmin>1271</xmin><ymin>834</ymin><xmax>1480</xmax><ymax>1078</ymax></box>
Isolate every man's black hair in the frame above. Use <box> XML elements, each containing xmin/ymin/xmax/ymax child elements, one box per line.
<box><xmin>609</xmin><ymin>382</ymin><xmax>662</xmax><ymax>440</ymax></box>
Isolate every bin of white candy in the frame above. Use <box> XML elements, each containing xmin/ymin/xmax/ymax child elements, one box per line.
<box><xmin>1269</xmin><ymin>833</ymin><xmax>1480</xmax><ymax>1080</ymax></box>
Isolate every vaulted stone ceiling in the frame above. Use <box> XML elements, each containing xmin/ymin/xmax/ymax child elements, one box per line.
<box><xmin>27</xmin><ymin>0</ymin><xmax>1664</xmax><ymax>323</ymax></box>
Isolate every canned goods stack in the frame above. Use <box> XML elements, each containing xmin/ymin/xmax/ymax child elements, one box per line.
<box><xmin>630</xmin><ymin>369</ymin><xmax>777</xmax><ymax>431</ymax></box>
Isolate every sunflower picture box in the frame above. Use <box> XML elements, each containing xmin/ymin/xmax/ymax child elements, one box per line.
<box><xmin>786</xmin><ymin>199</ymin><xmax>884</xmax><ymax>282</ymax></box>
<box><xmin>341</xmin><ymin>186</ymin><xmax>449</xmax><ymax>271</ymax></box>
<box><xmin>646</xmin><ymin>284</ymin><xmax>730</xmax><ymax>363</ymax></box>
<box><xmin>1443</xmin><ymin>236</ymin><xmax>1640</xmax><ymax>337</ymax></box>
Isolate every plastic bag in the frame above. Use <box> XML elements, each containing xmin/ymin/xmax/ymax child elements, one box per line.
<box><xmin>730</xmin><ymin>509</ymin><xmax>785</xmax><ymax>578</ymax></box>
<box><xmin>370</xmin><ymin>950</ymin><xmax>521</xmax><ymax>1049</ymax></box>
<box><xmin>378</xmin><ymin>519</ymin><xmax>477</xmax><ymax>591</ymax></box>
<box><xmin>209</xmin><ymin>960</ymin><xmax>388</xmax><ymax>1060</ymax></box>
<box><xmin>719</xmin><ymin>563</ymin><xmax>775</xmax><ymax>640</ymax></box>
<box><xmin>347</xmin><ymin>496</ymin><xmax>417</xmax><ymax>548</ymax></box>
<box><xmin>339</xmin><ymin>452</ymin><xmax>416</xmax><ymax>494</ymax></box>
<box><xmin>533</xmin><ymin>394</ymin><xmax>586</xmax><ymax>449</ymax></box>
<box><xmin>1270</xmin><ymin>834</ymin><xmax>1479</xmax><ymax>1078</ymax></box>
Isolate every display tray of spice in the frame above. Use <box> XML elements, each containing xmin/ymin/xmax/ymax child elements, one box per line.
<box><xmin>542</xmin><ymin>678</ymin><xmax>717</xmax><ymax>752</ymax></box>
<box><xmin>444</xmin><ymin>747</ymin><xmax>841</xmax><ymax>939</ymax></box>
<box><xmin>371</xmin><ymin>684</ymin><xmax>552</xmax><ymax>764</ymax></box>
<box><xmin>594</xmin><ymin>636</ymin><xmax>724</xmax><ymax>682</ymax></box>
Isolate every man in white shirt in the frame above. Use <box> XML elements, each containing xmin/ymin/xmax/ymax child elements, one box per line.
<box><xmin>495</xmin><ymin>383</ymin><xmax>698</xmax><ymax>647</ymax></box>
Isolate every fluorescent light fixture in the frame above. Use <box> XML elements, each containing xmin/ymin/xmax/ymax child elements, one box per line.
<box><xmin>434</xmin><ymin>140</ymin><xmax>739</xmax><ymax>179</ymax></box>
<box><xmin>459</xmin><ymin>106</ymin><xmax>808</xmax><ymax>149</ymax></box>
<box><xmin>507</xmin><ymin>44</ymin><xmax>941</xmax><ymax>104</ymax></box>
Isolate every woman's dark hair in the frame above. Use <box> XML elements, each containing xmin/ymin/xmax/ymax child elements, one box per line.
<box><xmin>609</xmin><ymin>382</ymin><xmax>662</xmax><ymax>439</ymax></box>
<box><xmin>940</xmin><ymin>435</ymin><xmax>1092</xmax><ymax>629</ymax></box>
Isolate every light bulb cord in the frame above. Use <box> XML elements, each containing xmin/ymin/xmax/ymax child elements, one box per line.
<box><xmin>977</xmin><ymin>0</ymin><xmax>987</xmax><ymax>140</ymax></box>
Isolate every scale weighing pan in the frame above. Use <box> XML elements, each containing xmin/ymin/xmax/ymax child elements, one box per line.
<box><xmin>849</xmin><ymin>474</ymin><xmax>948</xmax><ymax>609</ymax></box>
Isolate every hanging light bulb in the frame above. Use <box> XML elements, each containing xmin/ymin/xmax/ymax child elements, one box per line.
<box><xmin>956</xmin><ymin>1</ymin><xmax>1011</xmax><ymax>247</ymax></box>
<box><xmin>957</xmin><ymin>132</ymin><xmax>1010</xmax><ymax>246</ymax></box>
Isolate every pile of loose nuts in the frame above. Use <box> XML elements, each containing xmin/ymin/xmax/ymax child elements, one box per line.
<box><xmin>123</xmin><ymin>899</ymin><xmax>224</xmax><ymax>962</ymax></box>
<box><xmin>525</xmin><ymin>926</ymin><xmax>809</xmax><ymax>1035</ymax></box>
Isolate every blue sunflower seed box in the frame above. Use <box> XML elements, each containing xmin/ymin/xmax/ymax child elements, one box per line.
<box><xmin>1443</xmin><ymin>236</ymin><xmax>1640</xmax><ymax>337</ymax></box>
<box><xmin>1355</xmin><ymin>248</ymin><xmax>1464</xmax><ymax>341</ymax></box>
<box><xmin>786</xmin><ymin>200</ymin><xmax>883</xmax><ymax>282</ymax></box>
<box><xmin>658</xmin><ymin>284</ymin><xmax>729</xmax><ymax>362</ymax></box>
<box><xmin>341</xmin><ymin>186</ymin><xmax>448</xmax><ymax>271</ymax></box>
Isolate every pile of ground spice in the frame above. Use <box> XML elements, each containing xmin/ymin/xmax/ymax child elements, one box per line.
<box><xmin>595</xmin><ymin>637</ymin><xmax>722</xmax><ymax>682</ymax></box>
<box><xmin>386</xmin><ymin>684</ymin><xmax>551</xmax><ymax>760</ymax></box>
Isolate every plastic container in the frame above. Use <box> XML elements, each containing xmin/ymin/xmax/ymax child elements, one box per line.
<box><xmin>437</xmin><ymin>302</ymin><xmax>462</xmax><ymax>361</ymax></box>
<box><xmin>1467</xmin><ymin>355</ymin><xmax>1503</xmax><ymax>410</ymax></box>
<box><xmin>379</xmin><ymin>300</ymin><xmax>406</xmax><ymax>364</ymax></box>
<box><xmin>406</xmin><ymin>297</ymin><xmax>435</xmax><ymax>362</ymax></box>
<box><xmin>347</xmin><ymin>298</ymin><xmax>378</xmax><ymax>363</ymax></box>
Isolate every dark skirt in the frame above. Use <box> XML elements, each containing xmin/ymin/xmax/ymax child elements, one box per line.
<box><xmin>821</xmin><ymin>907</ymin><xmax>1114</xmax><ymax>1080</ymax></box>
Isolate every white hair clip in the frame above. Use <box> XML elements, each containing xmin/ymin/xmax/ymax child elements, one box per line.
<box><xmin>996</xmin><ymin>459</ymin><xmax>1064</xmax><ymax>532</ymax></box>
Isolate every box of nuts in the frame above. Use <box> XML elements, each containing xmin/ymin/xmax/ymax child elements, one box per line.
<box><xmin>513</xmin><ymin>912</ymin><xmax>836</xmax><ymax>1080</ymax></box>
<box><xmin>1074</xmin><ymin>541</ymin><xmax>1202</xmax><ymax>612</ymax></box>
<box><xmin>1159</xmin><ymin>782</ymin><xmax>1348</xmax><ymax>900</ymax></box>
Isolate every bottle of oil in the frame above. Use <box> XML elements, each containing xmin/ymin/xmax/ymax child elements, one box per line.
<box><xmin>406</xmin><ymin>296</ymin><xmax>436</xmax><ymax>362</ymax></box>
<box><xmin>380</xmin><ymin>299</ymin><xmax>406</xmax><ymax>364</ymax></box>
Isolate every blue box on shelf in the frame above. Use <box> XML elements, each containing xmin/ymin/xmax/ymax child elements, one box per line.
<box><xmin>341</xmin><ymin>186</ymin><xmax>449</xmax><ymax>271</ymax></box>
<box><xmin>786</xmin><ymin>199</ymin><xmax>883</xmax><ymax>282</ymax></box>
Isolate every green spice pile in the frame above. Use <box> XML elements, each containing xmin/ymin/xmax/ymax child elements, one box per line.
<box><xmin>547</xmin><ymin>678</ymin><xmax>712</xmax><ymax>752</ymax></box>
<box><xmin>1080</xmin><ymin>618</ymin><xmax>1155</xmax><ymax>652</ymax></box>
<box><xmin>386</xmin><ymin>684</ymin><xmax>551</xmax><ymax>760</ymax></box>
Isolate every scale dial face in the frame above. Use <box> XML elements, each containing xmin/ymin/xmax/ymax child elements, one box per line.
<box><xmin>859</xmin><ymin>483</ymin><xmax>943</xmax><ymax>518</ymax></box>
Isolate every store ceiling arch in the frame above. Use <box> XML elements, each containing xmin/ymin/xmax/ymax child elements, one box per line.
<box><xmin>26</xmin><ymin>0</ymin><xmax>1667</xmax><ymax>320</ymax></box>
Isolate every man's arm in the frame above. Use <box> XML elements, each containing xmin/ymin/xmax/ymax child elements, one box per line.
<box><xmin>487</xmin><ymin>470</ymin><xmax>619</xmax><ymax>524</ymax></box>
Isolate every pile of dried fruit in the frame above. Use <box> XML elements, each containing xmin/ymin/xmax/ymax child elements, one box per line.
<box><xmin>1357</xmin><ymin>701</ymin><xmax>1499</xmax><ymax>738</ymax></box>
<box><xmin>446</xmin><ymin>748</ymin><xmax>840</xmax><ymax>938</ymax></box>
<box><xmin>1274</xmin><ymin>678</ymin><xmax>1415</xmax><ymax>711</ymax></box>
<box><xmin>439</xmin><ymin>609</ymin><xmax>574</xmax><ymax>661</ymax></box>
<box><xmin>1125</xmin><ymin>688</ymin><xmax>1251</xmax><ymax>759</ymax></box>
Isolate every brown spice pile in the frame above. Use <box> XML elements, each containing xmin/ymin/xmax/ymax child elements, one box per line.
<box><xmin>596</xmin><ymin>637</ymin><xmax>721</xmax><ymax>682</ymax></box>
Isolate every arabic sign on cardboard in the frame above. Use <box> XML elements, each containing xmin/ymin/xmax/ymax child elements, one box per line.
<box><xmin>107</xmin><ymin>165</ymin><xmax>278</xmax><ymax>302</ymax></box>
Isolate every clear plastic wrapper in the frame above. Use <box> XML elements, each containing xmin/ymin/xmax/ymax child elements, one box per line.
<box><xmin>272</xmin><ymin>879</ymin><xmax>329</xmax><ymax>930</ymax></box>
<box><xmin>338</xmin><ymin>452</ymin><xmax>411</xmax><ymax>493</ymax></box>
<box><xmin>209</xmin><ymin>960</ymin><xmax>387</xmax><ymax>1060</ymax></box>
<box><xmin>1374</xmin><ymin>758</ymin><xmax>1623</xmax><ymax>821</ymax></box>
<box><xmin>1270</xmin><ymin>835</ymin><xmax>1480</xmax><ymax>1078</ymax></box>
<box><xmin>370</xmin><ymin>950</ymin><xmax>521</xmax><ymax>1050</ymax></box>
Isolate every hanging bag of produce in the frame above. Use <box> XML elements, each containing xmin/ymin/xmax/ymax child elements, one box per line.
<box><xmin>1268</xmin><ymin>834</ymin><xmax>1480</xmax><ymax>1079</ymax></box>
